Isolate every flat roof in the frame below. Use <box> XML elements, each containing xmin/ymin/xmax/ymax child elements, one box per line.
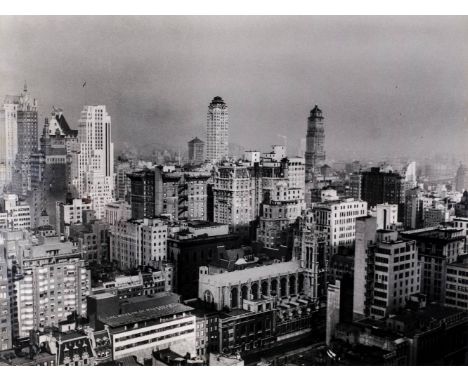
<box><xmin>89</xmin><ymin>292</ymin><xmax>117</xmax><ymax>300</ymax></box>
<box><xmin>100</xmin><ymin>303</ymin><xmax>193</xmax><ymax>328</ymax></box>
<box><xmin>187</xmin><ymin>220</ymin><xmax>225</xmax><ymax>228</ymax></box>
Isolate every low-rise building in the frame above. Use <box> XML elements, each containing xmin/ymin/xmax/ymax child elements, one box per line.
<box><xmin>100</xmin><ymin>303</ymin><xmax>196</xmax><ymax>362</ymax></box>
<box><xmin>0</xmin><ymin>194</ymin><xmax>31</xmax><ymax>231</ymax></box>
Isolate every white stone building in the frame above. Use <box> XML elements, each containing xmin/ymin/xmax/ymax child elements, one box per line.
<box><xmin>313</xmin><ymin>198</ymin><xmax>368</xmax><ymax>255</ymax></box>
<box><xmin>71</xmin><ymin>105</ymin><xmax>115</xmax><ymax>219</ymax></box>
<box><xmin>206</xmin><ymin>96</ymin><xmax>229</xmax><ymax>163</ymax></box>
<box><xmin>55</xmin><ymin>198</ymin><xmax>93</xmax><ymax>237</ymax></box>
<box><xmin>110</xmin><ymin>218</ymin><xmax>168</xmax><ymax>270</ymax></box>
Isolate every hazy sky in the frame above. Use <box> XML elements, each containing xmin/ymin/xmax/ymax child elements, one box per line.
<box><xmin>0</xmin><ymin>16</ymin><xmax>467</xmax><ymax>161</ymax></box>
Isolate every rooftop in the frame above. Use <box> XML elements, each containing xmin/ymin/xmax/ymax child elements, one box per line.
<box><xmin>188</xmin><ymin>137</ymin><xmax>204</xmax><ymax>144</ymax></box>
<box><xmin>448</xmin><ymin>256</ymin><xmax>468</xmax><ymax>269</ymax></box>
<box><xmin>203</xmin><ymin>260</ymin><xmax>301</xmax><ymax>285</ymax></box>
<box><xmin>100</xmin><ymin>303</ymin><xmax>193</xmax><ymax>328</ymax></box>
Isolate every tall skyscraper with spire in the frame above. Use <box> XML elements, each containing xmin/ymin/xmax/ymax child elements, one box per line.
<box><xmin>305</xmin><ymin>105</ymin><xmax>326</xmax><ymax>182</ymax></box>
<box><xmin>72</xmin><ymin>105</ymin><xmax>114</xmax><ymax>219</ymax></box>
<box><xmin>206</xmin><ymin>96</ymin><xmax>229</xmax><ymax>163</ymax></box>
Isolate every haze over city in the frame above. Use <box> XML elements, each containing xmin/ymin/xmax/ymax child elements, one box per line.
<box><xmin>1</xmin><ymin>16</ymin><xmax>467</xmax><ymax>160</ymax></box>
<box><xmin>2</xmin><ymin>11</ymin><xmax>468</xmax><ymax>369</ymax></box>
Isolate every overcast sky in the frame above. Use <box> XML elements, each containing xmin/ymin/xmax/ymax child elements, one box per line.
<box><xmin>0</xmin><ymin>16</ymin><xmax>467</xmax><ymax>161</ymax></box>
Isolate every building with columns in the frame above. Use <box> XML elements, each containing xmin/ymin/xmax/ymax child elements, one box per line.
<box><xmin>198</xmin><ymin>260</ymin><xmax>304</xmax><ymax>311</ymax></box>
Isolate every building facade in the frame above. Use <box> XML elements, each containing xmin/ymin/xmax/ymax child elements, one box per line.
<box><xmin>110</xmin><ymin>218</ymin><xmax>168</xmax><ymax>270</ymax></box>
<box><xmin>72</xmin><ymin>105</ymin><xmax>114</xmax><ymax>219</ymax></box>
<box><xmin>305</xmin><ymin>105</ymin><xmax>326</xmax><ymax>182</ymax></box>
<box><xmin>312</xmin><ymin>198</ymin><xmax>368</xmax><ymax>256</ymax></box>
<box><xmin>401</xmin><ymin>227</ymin><xmax>465</xmax><ymax>304</ymax></box>
<box><xmin>188</xmin><ymin>137</ymin><xmax>205</xmax><ymax>164</ymax></box>
<box><xmin>213</xmin><ymin>164</ymin><xmax>255</xmax><ymax>237</ymax></box>
<box><xmin>206</xmin><ymin>96</ymin><xmax>229</xmax><ymax>163</ymax></box>
<box><xmin>445</xmin><ymin>257</ymin><xmax>468</xmax><ymax>311</ymax></box>
<box><xmin>55</xmin><ymin>198</ymin><xmax>93</xmax><ymax>238</ymax></box>
<box><xmin>361</xmin><ymin>167</ymin><xmax>404</xmax><ymax>210</ymax></box>
<box><xmin>15</xmin><ymin>237</ymin><xmax>91</xmax><ymax>338</ymax></box>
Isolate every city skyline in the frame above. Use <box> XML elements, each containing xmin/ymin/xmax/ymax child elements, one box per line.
<box><xmin>1</xmin><ymin>14</ymin><xmax>468</xmax><ymax>368</ymax></box>
<box><xmin>0</xmin><ymin>16</ymin><xmax>467</xmax><ymax>161</ymax></box>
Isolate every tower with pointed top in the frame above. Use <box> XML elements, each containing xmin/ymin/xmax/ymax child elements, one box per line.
<box><xmin>206</xmin><ymin>96</ymin><xmax>229</xmax><ymax>163</ymax></box>
<box><xmin>305</xmin><ymin>105</ymin><xmax>326</xmax><ymax>182</ymax></box>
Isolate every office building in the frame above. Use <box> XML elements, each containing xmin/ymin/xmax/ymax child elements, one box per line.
<box><xmin>213</xmin><ymin>163</ymin><xmax>255</xmax><ymax>237</ymax></box>
<box><xmin>206</xmin><ymin>96</ymin><xmax>229</xmax><ymax>163</ymax></box>
<box><xmin>97</xmin><ymin>301</ymin><xmax>196</xmax><ymax>362</ymax></box>
<box><xmin>353</xmin><ymin>217</ymin><xmax>421</xmax><ymax>319</ymax></box>
<box><xmin>305</xmin><ymin>105</ymin><xmax>326</xmax><ymax>182</ymax></box>
<box><xmin>454</xmin><ymin>190</ymin><xmax>468</xmax><ymax>218</ymax></box>
<box><xmin>12</xmin><ymin>84</ymin><xmax>39</xmax><ymax>197</ymax></box>
<box><xmin>110</xmin><ymin>218</ymin><xmax>168</xmax><ymax>270</ymax></box>
<box><xmin>361</xmin><ymin>167</ymin><xmax>404</xmax><ymax>211</ymax></box>
<box><xmin>0</xmin><ymin>194</ymin><xmax>31</xmax><ymax>231</ymax></box>
<box><xmin>55</xmin><ymin>198</ymin><xmax>93</xmax><ymax>238</ymax></box>
<box><xmin>0</xmin><ymin>85</ymin><xmax>38</xmax><ymax>192</ymax></box>
<box><xmin>445</xmin><ymin>257</ymin><xmax>468</xmax><ymax>310</ymax></box>
<box><xmin>128</xmin><ymin>167</ymin><xmax>210</xmax><ymax>221</ymax></box>
<box><xmin>167</xmin><ymin>221</ymin><xmax>239</xmax><ymax>299</ymax></box>
<box><xmin>72</xmin><ymin>105</ymin><xmax>114</xmax><ymax>219</ymax></box>
<box><xmin>423</xmin><ymin>204</ymin><xmax>449</xmax><ymax>228</ymax></box>
<box><xmin>312</xmin><ymin>198</ymin><xmax>368</xmax><ymax>256</ymax></box>
<box><xmin>257</xmin><ymin>180</ymin><xmax>305</xmax><ymax>249</ymax></box>
<box><xmin>188</xmin><ymin>137</ymin><xmax>205</xmax><ymax>164</ymax></box>
<box><xmin>455</xmin><ymin>164</ymin><xmax>468</xmax><ymax>192</ymax></box>
<box><xmin>375</xmin><ymin>203</ymin><xmax>398</xmax><ymax>230</ymax></box>
<box><xmin>401</xmin><ymin>227</ymin><xmax>465</xmax><ymax>303</ymax></box>
<box><xmin>105</xmin><ymin>200</ymin><xmax>131</xmax><ymax>226</ymax></box>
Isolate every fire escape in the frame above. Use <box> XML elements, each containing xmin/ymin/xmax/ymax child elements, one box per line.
<box><xmin>178</xmin><ymin>182</ymin><xmax>188</xmax><ymax>219</ymax></box>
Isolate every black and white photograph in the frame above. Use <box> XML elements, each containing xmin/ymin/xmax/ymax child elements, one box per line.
<box><xmin>0</xmin><ymin>2</ymin><xmax>467</xmax><ymax>373</ymax></box>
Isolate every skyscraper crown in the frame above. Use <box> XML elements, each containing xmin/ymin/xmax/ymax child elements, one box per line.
<box><xmin>310</xmin><ymin>105</ymin><xmax>323</xmax><ymax>118</ymax></box>
<box><xmin>210</xmin><ymin>96</ymin><xmax>226</xmax><ymax>108</ymax></box>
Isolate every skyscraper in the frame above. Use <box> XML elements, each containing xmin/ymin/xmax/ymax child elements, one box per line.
<box><xmin>188</xmin><ymin>137</ymin><xmax>205</xmax><ymax>164</ymax></box>
<box><xmin>455</xmin><ymin>163</ymin><xmax>468</xmax><ymax>192</ymax></box>
<box><xmin>0</xmin><ymin>96</ymin><xmax>19</xmax><ymax>192</ymax></box>
<box><xmin>14</xmin><ymin>83</ymin><xmax>39</xmax><ymax>197</ymax></box>
<box><xmin>0</xmin><ymin>85</ymin><xmax>39</xmax><ymax>194</ymax></box>
<box><xmin>72</xmin><ymin>105</ymin><xmax>114</xmax><ymax>219</ymax></box>
<box><xmin>206</xmin><ymin>96</ymin><xmax>228</xmax><ymax>163</ymax></box>
<box><xmin>305</xmin><ymin>105</ymin><xmax>326</xmax><ymax>182</ymax></box>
